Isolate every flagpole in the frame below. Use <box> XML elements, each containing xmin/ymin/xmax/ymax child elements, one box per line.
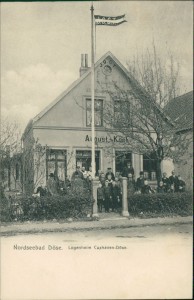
<box><xmin>91</xmin><ymin>2</ymin><xmax>95</xmax><ymax>178</ymax></box>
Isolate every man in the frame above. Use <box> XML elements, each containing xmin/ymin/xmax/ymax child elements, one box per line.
<box><xmin>71</xmin><ymin>166</ymin><xmax>84</xmax><ymax>181</ymax></box>
<box><xmin>177</xmin><ymin>175</ymin><xmax>186</xmax><ymax>192</ymax></box>
<box><xmin>105</xmin><ymin>167</ymin><xmax>115</xmax><ymax>181</ymax></box>
<box><xmin>122</xmin><ymin>162</ymin><xmax>135</xmax><ymax>178</ymax></box>
<box><xmin>136</xmin><ymin>171</ymin><xmax>145</xmax><ymax>192</ymax></box>
<box><xmin>141</xmin><ymin>180</ymin><xmax>154</xmax><ymax>194</ymax></box>
<box><xmin>87</xmin><ymin>166</ymin><xmax>93</xmax><ymax>178</ymax></box>
<box><xmin>36</xmin><ymin>185</ymin><xmax>47</xmax><ymax>197</ymax></box>
<box><xmin>127</xmin><ymin>173</ymin><xmax>136</xmax><ymax>196</ymax></box>
<box><xmin>162</xmin><ymin>172</ymin><xmax>170</xmax><ymax>192</ymax></box>
<box><xmin>71</xmin><ymin>172</ymin><xmax>84</xmax><ymax>194</ymax></box>
<box><xmin>157</xmin><ymin>181</ymin><xmax>166</xmax><ymax>193</ymax></box>
<box><xmin>46</xmin><ymin>173</ymin><xmax>58</xmax><ymax>196</ymax></box>
<box><xmin>103</xmin><ymin>180</ymin><xmax>112</xmax><ymax>213</ymax></box>
<box><xmin>81</xmin><ymin>166</ymin><xmax>88</xmax><ymax>177</ymax></box>
<box><xmin>169</xmin><ymin>170</ymin><xmax>179</xmax><ymax>192</ymax></box>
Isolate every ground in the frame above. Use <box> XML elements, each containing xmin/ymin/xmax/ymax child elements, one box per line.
<box><xmin>1</xmin><ymin>223</ymin><xmax>192</xmax><ymax>299</ymax></box>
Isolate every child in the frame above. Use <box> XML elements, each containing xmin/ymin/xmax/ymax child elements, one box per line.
<box><xmin>99</xmin><ymin>172</ymin><xmax>106</xmax><ymax>186</ymax></box>
<box><xmin>112</xmin><ymin>181</ymin><xmax>120</xmax><ymax>212</ymax></box>
<box><xmin>115</xmin><ymin>177</ymin><xmax>122</xmax><ymax>207</ymax></box>
<box><xmin>103</xmin><ymin>180</ymin><xmax>112</xmax><ymax>213</ymax></box>
<box><xmin>157</xmin><ymin>181</ymin><xmax>165</xmax><ymax>193</ymax></box>
<box><xmin>97</xmin><ymin>183</ymin><xmax>104</xmax><ymax>213</ymax></box>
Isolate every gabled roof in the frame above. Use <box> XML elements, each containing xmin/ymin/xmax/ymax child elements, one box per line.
<box><xmin>32</xmin><ymin>51</ymin><xmax>173</xmax><ymax>126</ymax></box>
<box><xmin>164</xmin><ymin>91</ymin><xmax>193</xmax><ymax>132</ymax></box>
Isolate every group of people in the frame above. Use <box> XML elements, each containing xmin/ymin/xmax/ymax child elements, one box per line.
<box><xmin>96</xmin><ymin>164</ymin><xmax>186</xmax><ymax>213</ymax></box>
<box><xmin>35</xmin><ymin>163</ymin><xmax>186</xmax><ymax>214</ymax></box>
<box><xmin>158</xmin><ymin>171</ymin><xmax>186</xmax><ymax>193</ymax></box>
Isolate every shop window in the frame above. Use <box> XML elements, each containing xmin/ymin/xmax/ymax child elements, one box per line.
<box><xmin>86</xmin><ymin>99</ymin><xmax>103</xmax><ymax>127</ymax></box>
<box><xmin>143</xmin><ymin>152</ymin><xmax>157</xmax><ymax>180</ymax></box>
<box><xmin>46</xmin><ymin>149</ymin><xmax>67</xmax><ymax>183</ymax></box>
<box><xmin>114</xmin><ymin>100</ymin><xmax>130</xmax><ymax>126</ymax></box>
<box><xmin>76</xmin><ymin>150</ymin><xmax>100</xmax><ymax>175</ymax></box>
<box><xmin>115</xmin><ymin>151</ymin><xmax>132</xmax><ymax>174</ymax></box>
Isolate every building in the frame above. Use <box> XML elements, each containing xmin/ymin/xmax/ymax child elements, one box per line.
<box><xmin>22</xmin><ymin>51</ymin><xmax>171</xmax><ymax>194</ymax></box>
<box><xmin>165</xmin><ymin>91</ymin><xmax>193</xmax><ymax>189</ymax></box>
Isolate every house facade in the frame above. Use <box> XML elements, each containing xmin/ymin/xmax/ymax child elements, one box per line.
<box><xmin>22</xmin><ymin>52</ymin><xmax>167</xmax><ymax>194</ymax></box>
<box><xmin>165</xmin><ymin>91</ymin><xmax>193</xmax><ymax>190</ymax></box>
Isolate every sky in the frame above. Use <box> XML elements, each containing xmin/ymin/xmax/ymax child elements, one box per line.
<box><xmin>1</xmin><ymin>1</ymin><xmax>193</xmax><ymax>131</ymax></box>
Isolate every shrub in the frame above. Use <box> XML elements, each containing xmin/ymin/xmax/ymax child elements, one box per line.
<box><xmin>0</xmin><ymin>196</ymin><xmax>12</xmax><ymax>222</ymax></box>
<box><xmin>128</xmin><ymin>192</ymin><xmax>193</xmax><ymax>217</ymax></box>
<box><xmin>0</xmin><ymin>188</ymin><xmax>93</xmax><ymax>222</ymax></box>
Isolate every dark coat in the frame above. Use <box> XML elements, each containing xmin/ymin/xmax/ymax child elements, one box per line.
<box><xmin>127</xmin><ymin>179</ymin><xmax>136</xmax><ymax>195</ymax></box>
<box><xmin>162</xmin><ymin>177</ymin><xmax>170</xmax><ymax>192</ymax></box>
<box><xmin>178</xmin><ymin>179</ymin><xmax>186</xmax><ymax>192</ymax></box>
<box><xmin>103</xmin><ymin>185</ymin><xmax>112</xmax><ymax>198</ymax></box>
<box><xmin>97</xmin><ymin>187</ymin><xmax>104</xmax><ymax>200</ymax></box>
<box><xmin>141</xmin><ymin>185</ymin><xmax>152</xmax><ymax>194</ymax></box>
<box><xmin>105</xmin><ymin>172</ymin><xmax>115</xmax><ymax>181</ymax></box>
<box><xmin>71</xmin><ymin>170</ymin><xmax>84</xmax><ymax>181</ymax></box>
<box><xmin>136</xmin><ymin>177</ymin><xmax>145</xmax><ymax>191</ymax></box>
<box><xmin>112</xmin><ymin>185</ymin><xmax>120</xmax><ymax>199</ymax></box>
<box><xmin>122</xmin><ymin>166</ymin><xmax>135</xmax><ymax>177</ymax></box>
<box><xmin>157</xmin><ymin>186</ymin><xmax>165</xmax><ymax>193</ymax></box>
<box><xmin>169</xmin><ymin>175</ymin><xmax>179</xmax><ymax>192</ymax></box>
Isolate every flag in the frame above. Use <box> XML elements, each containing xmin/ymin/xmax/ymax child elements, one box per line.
<box><xmin>94</xmin><ymin>14</ymin><xmax>127</xmax><ymax>26</ymax></box>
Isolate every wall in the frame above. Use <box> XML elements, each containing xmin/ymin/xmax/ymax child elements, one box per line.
<box><xmin>33</xmin><ymin>128</ymin><xmax>142</xmax><ymax>179</ymax></box>
<box><xmin>174</xmin><ymin>131</ymin><xmax>193</xmax><ymax>190</ymax></box>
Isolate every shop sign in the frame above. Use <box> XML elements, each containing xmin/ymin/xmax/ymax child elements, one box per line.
<box><xmin>85</xmin><ymin>134</ymin><xmax>128</xmax><ymax>144</ymax></box>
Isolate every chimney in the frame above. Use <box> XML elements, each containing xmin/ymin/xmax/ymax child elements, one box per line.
<box><xmin>85</xmin><ymin>54</ymin><xmax>88</xmax><ymax>68</ymax></box>
<box><xmin>80</xmin><ymin>54</ymin><xmax>90</xmax><ymax>76</ymax></box>
<box><xmin>81</xmin><ymin>54</ymin><xmax>84</xmax><ymax>67</ymax></box>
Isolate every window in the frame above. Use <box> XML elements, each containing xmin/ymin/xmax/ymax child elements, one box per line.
<box><xmin>76</xmin><ymin>150</ymin><xmax>100</xmax><ymax>175</ymax></box>
<box><xmin>15</xmin><ymin>163</ymin><xmax>20</xmax><ymax>180</ymax></box>
<box><xmin>143</xmin><ymin>152</ymin><xmax>157</xmax><ymax>180</ymax></box>
<box><xmin>114</xmin><ymin>100</ymin><xmax>130</xmax><ymax>126</ymax></box>
<box><xmin>46</xmin><ymin>149</ymin><xmax>67</xmax><ymax>182</ymax></box>
<box><xmin>86</xmin><ymin>99</ymin><xmax>103</xmax><ymax>127</ymax></box>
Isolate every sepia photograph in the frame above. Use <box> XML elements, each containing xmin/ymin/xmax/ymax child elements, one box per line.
<box><xmin>0</xmin><ymin>1</ymin><xmax>193</xmax><ymax>299</ymax></box>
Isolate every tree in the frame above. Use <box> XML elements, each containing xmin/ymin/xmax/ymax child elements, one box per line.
<box><xmin>102</xmin><ymin>43</ymin><xmax>191</xmax><ymax>182</ymax></box>
<box><xmin>0</xmin><ymin>118</ymin><xmax>22</xmax><ymax>190</ymax></box>
<box><xmin>22</xmin><ymin>137</ymin><xmax>46</xmax><ymax>195</ymax></box>
<box><xmin>22</xmin><ymin>135</ymin><xmax>75</xmax><ymax>195</ymax></box>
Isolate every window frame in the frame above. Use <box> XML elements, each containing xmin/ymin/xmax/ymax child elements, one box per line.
<box><xmin>86</xmin><ymin>98</ymin><xmax>103</xmax><ymax>127</ymax></box>
<box><xmin>113</xmin><ymin>99</ymin><xmax>131</xmax><ymax>127</ymax></box>
<box><xmin>143</xmin><ymin>152</ymin><xmax>157</xmax><ymax>180</ymax></box>
<box><xmin>46</xmin><ymin>149</ymin><xmax>67</xmax><ymax>181</ymax></box>
<box><xmin>75</xmin><ymin>150</ymin><xmax>100</xmax><ymax>175</ymax></box>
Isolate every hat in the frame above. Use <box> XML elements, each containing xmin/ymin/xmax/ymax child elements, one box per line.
<box><xmin>140</xmin><ymin>171</ymin><xmax>144</xmax><ymax>175</ymax></box>
<box><xmin>49</xmin><ymin>173</ymin><xmax>54</xmax><ymax>177</ymax></box>
<box><xmin>107</xmin><ymin>167</ymin><xmax>112</xmax><ymax>170</ymax></box>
